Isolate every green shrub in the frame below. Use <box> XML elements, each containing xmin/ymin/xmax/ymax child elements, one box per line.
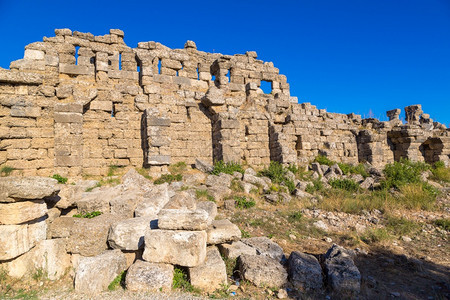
<box><xmin>154</xmin><ymin>174</ymin><xmax>182</xmax><ymax>184</ymax></box>
<box><xmin>338</xmin><ymin>162</ymin><xmax>370</xmax><ymax>178</ymax></box>
<box><xmin>431</xmin><ymin>162</ymin><xmax>450</xmax><ymax>183</ymax></box>
<box><xmin>211</xmin><ymin>160</ymin><xmax>244</xmax><ymax>175</ymax></box>
<box><xmin>382</xmin><ymin>159</ymin><xmax>430</xmax><ymax>189</ymax></box>
<box><xmin>172</xmin><ymin>267</ymin><xmax>198</xmax><ymax>292</ymax></box>
<box><xmin>240</xmin><ymin>228</ymin><xmax>251</xmax><ymax>238</ymax></box>
<box><xmin>288</xmin><ymin>211</ymin><xmax>303</xmax><ymax>222</ymax></box>
<box><xmin>385</xmin><ymin>216</ymin><xmax>419</xmax><ymax>236</ymax></box>
<box><xmin>434</xmin><ymin>218</ymin><xmax>450</xmax><ymax>231</ymax></box>
<box><xmin>107</xmin><ymin>165</ymin><xmax>122</xmax><ymax>177</ymax></box>
<box><xmin>397</xmin><ymin>183</ymin><xmax>437</xmax><ymax>210</ymax></box>
<box><xmin>73</xmin><ymin>211</ymin><xmax>102</xmax><ymax>219</ymax></box>
<box><xmin>234</xmin><ymin>196</ymin><xmax>256</xmax><ymax>209</ymax></box>
<box><xmin>51</xmin><ymin>174</ymin><xmax>68</xmax><ymax>184</ymax></box>
<box><xmin>169</xmin><ymin>161</ymin><xmax>187</xmax><ymax>174</ymax></box>
<box><xmin>360</xmin><ymin>228</ymin><xmax>390</xmax><ymax>244</ymax></box>
<box><xmin>108</xmin><ymin>271</ymin><xmax>126</xmax><ymax>291</ymax></box>
<box><xmin>85</xmin><ymin>182</ymin><xmax>102</xmax><ymax>192</ymax></box>
<box><xmin>258</xmin><ymin>161</ymin><xmax>296</xmax><ymax>193</ymax></box>
<box><xmin>305</xmin><ymin>179</ymin><xmax>324</xmax><ymax>194</ymax></box>
<box><xmin>314</xmin><ymin>155</ymin><xmax>335</xmax><ymax>166</ymax></box>
<box><xmin>329</xmin><ymin>178</ymin><xmax>359</xmax><ymax>192</ymax></box>
<box><xmin>0</xmin><ymin>166</ymin><xmax>15</xmax><ymax>177</ymax></box>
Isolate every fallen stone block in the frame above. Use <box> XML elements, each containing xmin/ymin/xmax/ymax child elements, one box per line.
<box><xmin>134</xmin><ymin>184</ymin><xmax>170</xmax><ymax>217</ymax></box>
<box><xmin>158</xmin><ymin>209</ymin><xmax>209</xmax><ymax>231</ymax></box>
<box><xmin>0</xmin><ymin>200</ymin><xmax>47</xmax><ymax>225</ymax></box>
<box><xmin>237</xmin><ymin>254</ymin><xmax>288</xmax><ymax>288</ymax></box>
<box><xmin>242</xmin><ymin>237</ymin><xmax>285</xmax><ymax>262</ymax></box>
<box><xmin>288</xmin><ymin>251</ymin><xmax>323</xmax><ymax>291</ymax></box>
<box><xmin>125</xmin><ymin>260</ymin><xmax>174</xmax><ymax>292</ymax></box>
<box><xmin>196</xmin><ymin>201</ymin><xmax>217</xmax><ymax>225</ymax></box>
<box><xmin>108</xmin><ymin>216</ymin><xmax>156</xmax><ymax>250</ymax></box>
<box><xmin>163</xmin><ymin>191</ymin><xmax>197</xmax><ymax>210</ymax></box>
<box><xmin>189</xmin><ymin>247</ymin><xmax>227</xmax><ymax>292</ymax></box>
<box><xmin>0</xmin><ymin>176</ymin><xmax>59</xmax><ymax>203</ymax></box>
<box><xmin>218</xmin><ymin>241</ymin><xmax>257</xmax><ymax>259</ymax></box>
<box><xmin>143</xmin><ymin>229</ymin><xmax>206</xmax><ymax>267</ymax></box>
<box><xmin>207</xmin><ymin>219</ymin><xmax>241</xmax><ymax>244</ymax></box>
<box><xmin>324</xmin><ymin>244</ymin><xmax>361</xmax><ymax>295</ymax></box>
<box><xmin>74</xmin><ymin>249</ymin><xmax>127</xmax><ymax>294</ymax></box>
<box><xmin>195</xmin><ymin>158</ymin><xmax>213</xmax><ymax>173</ymax></box>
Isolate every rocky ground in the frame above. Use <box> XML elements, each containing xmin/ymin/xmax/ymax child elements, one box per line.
<box><xmin>0</xmin><ymin>159</ymin><xmax>449</xmax><ymax>300</ymax></box>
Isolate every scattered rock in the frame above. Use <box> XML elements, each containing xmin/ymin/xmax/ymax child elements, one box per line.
<box><xmin>288</xmin><ymin>251</ymin><xmax>323</xmax><ymax>291</ymax></box>
<box><xmin>207</xmin><ymin>219</ymin><xmax>241</xmax><ymax>244</ymax></box>
<box><xmin>237</xmin><ymin>254</ymin><xmax>288</xmax><ymax>288</ymax></box>
<box><xmin>195</xmin><ymin>159</ymin><xmax>213</xmax><ymax>173</ymax></box>
<box><xmin>313</xmin><ymin>220</ymin><xmax>328</xmax><ymax>231</ymax></box>
<box><xmin>242</xmin><ymin>237</ymin><xmax>285</xmax><ymax>262</ymax></box>
<box><xmin>125</xmin><ymin>260</ymin><xmax>173</xmax><ymax>292</ymax></box>
<box><xmin>218</xmin><ymin>241</ymin><xmax>257</xmax><ymax>259</ymax></box>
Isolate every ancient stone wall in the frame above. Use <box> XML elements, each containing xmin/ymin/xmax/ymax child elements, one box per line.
<box><xmin>0</xmin><ymin>29</ymin><xmax>449</xmax><ymax>176</ymax></box>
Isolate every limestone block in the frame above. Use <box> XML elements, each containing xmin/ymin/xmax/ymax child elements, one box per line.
<box><xmin>75</xmin><ymin>249</ymin><xmax>127</xmax><ymax>294</ymax></box>
<box><xmin>0</xmin><ymin>238</ymin><xmax>71</xmax><ymax>280</ymax></box>
<box><xmin>125</xmin><ymin>260</ymin><xmax>173</xmax><ymax>292</ymax></box>
<box><xmin>146</xmin><ymin>116</ymin><xmax>171</xmax><ymax>127</ymax></box>
<box><xmin>158</xmin><ymin>209</ymin><xmax>209</xmax><ymax>231</ymax></box>
<box><xmin>196</xmin><ymin>201</ymin><xmax>217</xmax><ymax>225</ymax></box>
<box><xmin>205</xmin><ymin>173</ymin><xmax>232</xmax><ymax>188</ymax></box>
<box><xmin>143</xmin><ymin>230</ymin><xmax>207</xmax><ymax>267</ymax></box>
<box><xmin>202</xmin><ymin>86</ymin><xmax>224</xmax><ymax>107</ymax></box>
<box><xmin>0</xmin><ymin>176</ymin><xmax>59</xmax><ymax>203</ymax></box>
<box><xmin>0</xmin><ymin>219</ymin><xmax>47</xmax><ymax>260</ymax></box>
<box><xmin>194</xmin><ymin>158</ymin><xmax>213</xmax><ymax>173</ymax></box>
<box><xmin>206</xmin><ymin>219</ymin><xmax>241</xmax><ymax>244</ymax></box>
<box><xmin>134</xmin><ymin>183</ymin><xmax>170</xmax><ymax>217</ymax></box>
<box><xmin>237</xmin><ymin>254</ymin><xmax>288</xmax><ymax>288</ymax></box>
<box><xmin>52</xmin><ymin>184</ymin><xmax>84</xmax><ymax>209</ymax></box>
<box><xmin>288</xmin><ymin>251</ymin><xmax>323</xmax><ymax>291</ymax></box>
<box><xmin>59</xmin><ymin>64</ymin><xmax>91</xmax><ymax>75</ymax></box>
<box><xmin>242</xmin><ymin>237</ymin><xmax>285</xmax><ymax>262</ymax></box>
<box><xmin>148</xmin><ymin>155</ymin><xmax>171</xmax><ymax>166</ymax></box>
<box><xmin>189</xmin><ymin>247</ymin><xmax>227</xmax><ymax>292</ymax></box>
<box><xmin>218</xmin><ymin>241</ymin><xmax>257</xmax><ymax>259</ymax></box>
<box><xmin>55</xmin><ymin>85</ymin><xmax>73</xmax><ymax>99</ymax></box>
<box><xmin>108</xmin><ymin>216</ymin><xmax>156</xmax><ymax>250</ymax></box>
<box><xmin>10</xmin><ymin>106</ymin><xmax>41</xmax><ymax>118</ymax></box>
<box><xmin>0</xmin><ymin>200</ymin><xmax>47</xmax><ymax>225</ymax></box>
<box><xmin>24</xmin><ymin>49</ymin><xmax>45</xmax><ymax>60</ymax></box>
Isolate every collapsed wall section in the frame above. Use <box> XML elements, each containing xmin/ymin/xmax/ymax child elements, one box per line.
<box><xmin>0</xmin><ymin>29</ymin><xmax>449</xmax><ymax>176</ymax></box>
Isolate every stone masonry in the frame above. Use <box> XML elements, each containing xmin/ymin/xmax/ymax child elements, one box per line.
<box><xmin>0</xmin><ymin>29</ymin><xmax>448</xmax><ymax>176</ymax></box>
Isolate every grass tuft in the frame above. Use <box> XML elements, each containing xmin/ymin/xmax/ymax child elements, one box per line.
<box><xmin>211</xmin><ymin>160</ymin><xmax>244</xmax><ymax>175</ymax></box>
<box><xmin>51</xmin><ymin>174</ymin><xmax>68</xmax><ymax>184</ymax></box>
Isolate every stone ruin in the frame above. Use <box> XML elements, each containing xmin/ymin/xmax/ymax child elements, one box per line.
<box><xmin>0</xmin><ymin>28</ymin><xmax>449</xmax><ymax>177</ymax></box>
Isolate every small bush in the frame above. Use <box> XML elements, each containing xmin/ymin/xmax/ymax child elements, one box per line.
<box><xmin>434</xmin><ymin>218</ymin><xmax>450</xmax><ymax>231</ymax></box>
<box><xmin>235</xmin><ymin>196</ymin><xmax>256</xmax><ymax>209</ymax></box>
<box><xmin>0</xmin><ymin>166</ymin><xmax>15</xmax><ymax>177</ymax></box>
<box><xmin>338</xmin><ymin>162</ymin><xmax>369</xmax><ymax>178</ymax></box>
<box><xmin>288</xmin><ymin>211</ymin><xmax>303</xmax><ymax>222</ymax></box>
<box><xmin>258</xmin><ymin>161</ymin><xmax>296</xmax><ymax>193</ymax></box>
<box><xmin>211</xmin><ymin>160</ymin><xmax>244</xmax><ymax>175</ymax></box>
<box><xmin>137</xmin><ymin>168</ymin><xmax>152</xmax><ymax>180</ymax></box>
<box><xmin>361</xmin><ymin>228</ymin><xmax>390</xmax><ymax>244</ymax></box>
<box><xmin>240</xmin><ymin>228</ymin><xmax>251</xmax><ymax>238</ymax></box>
<box><xmin>397</xmin><ymin>183</ymin><xmax>437</xmax><ymax>210</ymax></box>
<box><xmin>169</xmin><ymin>161</ymin><xmax>187</xmax><ymax>174</ymax></box>
<box><xmin>107</xmin><ymin>165</ymin><xmax>121</xmax><ymax>177</ymax></box>
<box><xmin>314</xmin><ymin>155</ymin><xmax>335</xmax><ymax>166</ymax></box>
<box><xmin>431</xmin><ymin>162</ymin><xmax>450</xmax><ymax>183</ymax></box>
<box><xmin>305</xmin><ymin>180</ymin><xmax>324</xmax><ymax>194</ymax></box>
<box><xmin>154</xmin><ymin>174</ymin><xmax>182</xmax><ymax>185</ymax></box>
<box><xmin>73</xmin><ymin>211</ymin><xmax>102</xmax><ymax>219</ymax></box>
<box><xmin>108</xmin><ymin>271</ymin><xmax>126</xmax><ymax>291</ymax></box>
<box><xmin>385</xmin><ymin>216</ymin><xmax>419</xmax><ymax>236</ymax></box>
<box><xmin>329</xmin><ymin>178</ymin><xmax>359</xmax><ymax>192</ymax></box>
<box><xmin>85</xmin><ymin>182</ymin><xmax>102</xmax><ymax>192</ymax></box>
<box><xmin>230</xmin><ymin>179</ymin><xmax>244</xmax><ymax>192</ymax></box>
<box><xmin>32</xmin><ymin>268</ymin><xmax>46</xmax><ymax>281</ymax></box>
<box><xmin>382</xmin><ymin>159</ymin><xmax>430</xmax><ymax>189</ymax></box>
<box><xmin>172</xmin><ymin>267</ymin><xmax>198</xmax><ymax>292</ymax></box>
<box><xmin>51</xmin><ymin>174</ymin><xmax>68</xmax><ymax>184</ymax></box>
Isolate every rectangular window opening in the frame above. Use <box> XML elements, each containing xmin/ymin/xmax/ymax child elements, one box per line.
<box><xmin>158</xmin><ymin>59</ymin><xmax>161</xmax><ymax>74</ymax></box>
<box><xmin>111</xmin><ymin>103</ymin><xmax>116</xmax><ymax>118</ymax></box>
<box><xmin>118</xmin><ymin>53</ymin><xmax>122</xmax><ymax>70</ymax></box>
<box><xmin>226</xmin><ymin>69</ymin><xmax>231</xmax><ymax>82</ymax></box>
<box><xmin>260</xmin><ymin>80</ymin><xmax>272</xmax><ymax>94</ymax></box>
<box><xmin>75</xmin><ymin>46</ymin><xmax>80</xmax><ymax>65</ymax></box>
<box><xmin>196</xmin><ymin>63</ymin><xmax>200</xmax><ymax>80</ymax></box>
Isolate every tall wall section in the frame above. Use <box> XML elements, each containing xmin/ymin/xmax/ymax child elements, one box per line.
<box><xmin>0</xmin><ymin>29</ymin><xmax>448</xmax><ymax>176</ymax></box>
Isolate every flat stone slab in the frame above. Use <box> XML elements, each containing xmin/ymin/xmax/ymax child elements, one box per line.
<box><xmin>0</xmin><ymin>200</ymin><xmax>47</xmax><ymax>225</ymax></box>
<box><xmin>125</xmin><ymin>260</ymin><xmax>173</xmax><ymax>292</ymax></box>
<box><xmin>75</xmin><ymin>249</ymin><xmax>127</xmax><ymax>294</ymax></box>
<box><xmin>143</xmin><ymin>229</ymin><xmax>206</xmax><ymax>267</ymax></box>
<box><xmin>189</xmin><ymin>247</ymin><xmax>227</xmax><ymax>292</ymax></box>
<box><xmin>108</xmin><ymin>216</ymin><xmax>156</xmax><ymax>250</ymax></box>
<box><xmin>157</xmin><ymin>209</ymin><xmax>209</xmax><ymax>231</ymax></box>
<box><xmin>242</xmin><ymin>237</ymin><xmax>285</xmax><ymax>262</ymax></box>
<box><xmin>218</xmin><ymin>241</ymin><xmax>257</xmax><ymax>259</ymax></box>
<box><xmin>206</xmin><ymin>219</ymin><xmax>241</xmax><ymax>244</ymax></box>
<box><xmin>237</xmin><ymin>254</ymin><xmax>288</xmax><ymax>288</ymax></box>
<box><xmin>0</xmin><ymin>177</ymin><xmax>60</xmax><ymax>202</ymax></box>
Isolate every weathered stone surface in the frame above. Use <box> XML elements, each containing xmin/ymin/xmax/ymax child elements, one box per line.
<box><xmin>134</xmin><ymin>184</ymin><xmax>170</xmax><ymax>217</ymax></box>
<box><xmin>0</xmin><ymin>219</ymin><xmax>47</xmax><ymax>260</ymax></box>
<box><xmin>218</xmin><ymin>241</ymin><xmax>257</xmax><ymax>259</ymax></box>
<box><xmin>158</xmin><ymin>209</ymin><xmax>209</xmax><ymax>230</ymax></box>
<box><xmin>53</xmin><ymin>184</ymin><xmax>84</xmax><ymax>209</ymax></box>
<box><xmin>196</xmin><ymin>201</ymin><xmax>217</xmax><ymax>225</ymax></box>
<box><xmin>163</xmin><ymin>191</ymin><xmax>196</xmax><ymax>210</ymax></box>
<box><xmin>324</xmin><ymin>244</ymin><xmax>361</xmax><ymax>295</ymax></box>
<box><xmin>0</xmin><ymin>238</ymin><xmax>71</xmax><ymax>280</ymax></box>
<box><xmin>205</xmin><ymin>173</ymin><xmax>232</xmax><ymax>188</ymax></box>
<box><xmin>237</xmin><ymin>254</ymin><xmax>288</xmax><ymax>288</ymax></box>
<box><xmin>0</xmin><ymin>177</ymin><xmax>59</xmax><ymax>203</ymax></box>
<box><xmin>143</xmin><ymin>229</ymin><xmax>207</xmax><ymax>267</ymax></box>
<box><xmin>108</xmin><ymin>216</ymin><xmax>156</xmax><ymax>250</ymax></box>
<box><xmin>189</xmin><ymin>247</ymin><xmax>227</xmax><ymax>292</ymax></box>
<box><xmin>75</xmin><ymin>249</ymin><xmax>127</xmax><ymax>294</ymax></box>
<box><xmin>243</xmin><ymin>172</ymin><xmax>269</xmax><ymax>190</ymax></box>
<box><xmin>0</xmin><ymin>67</ymin><xmax>43</xmax><ymax>85</ymax></box>
<box><xmin>288</xmin><ymin>251</ymin><xmax>323</xmax><ymax>291</ymax></box>
<box><xmin>207</xmin><ymin>219</ymin><xmax>241</xmax><ymax>244</ymax></box>
<box><xmin>202</xmin><ymin>86</ymin><xmax>225</xmax><ymax>106</ymax></box>
<box><xmin>125</xmin><ymin>260</ymin><xmax>174</xmax><ymax>292</ymax></box>
<box><xmin>49</xmin><ymin>214</ymin><xmax>117</xmax><ymax>256</ymax></box>
<box><xmin>242</xmin><ymin>237</ymin><xmax>285</xmax><ymax>262</ymax></box>
<box><xmin>195</xmin><ymin>158</ymin><xmax>213</xmax><ymax>173</ymax></box>
<box><xmin>76</xmin><ymin>186</ymin><xmax>121</xmax><ymax>214</ymax></box>
<box><xmin>0</xmin><ymin>200</ymin><xmax>47</xmax><ymax>224</ymax></box>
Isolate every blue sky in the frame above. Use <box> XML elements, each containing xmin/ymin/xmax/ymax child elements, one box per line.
<box><xmin>1</xmin><ymin>0</ymin><xmax>449</xmax><ymax>125</ymax></box>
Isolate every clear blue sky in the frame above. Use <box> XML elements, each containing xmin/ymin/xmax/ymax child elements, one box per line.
<box><xmin>1</xmin><ymin>0</ymin><xmax>449</xmax><ymax>125</ymax></box>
